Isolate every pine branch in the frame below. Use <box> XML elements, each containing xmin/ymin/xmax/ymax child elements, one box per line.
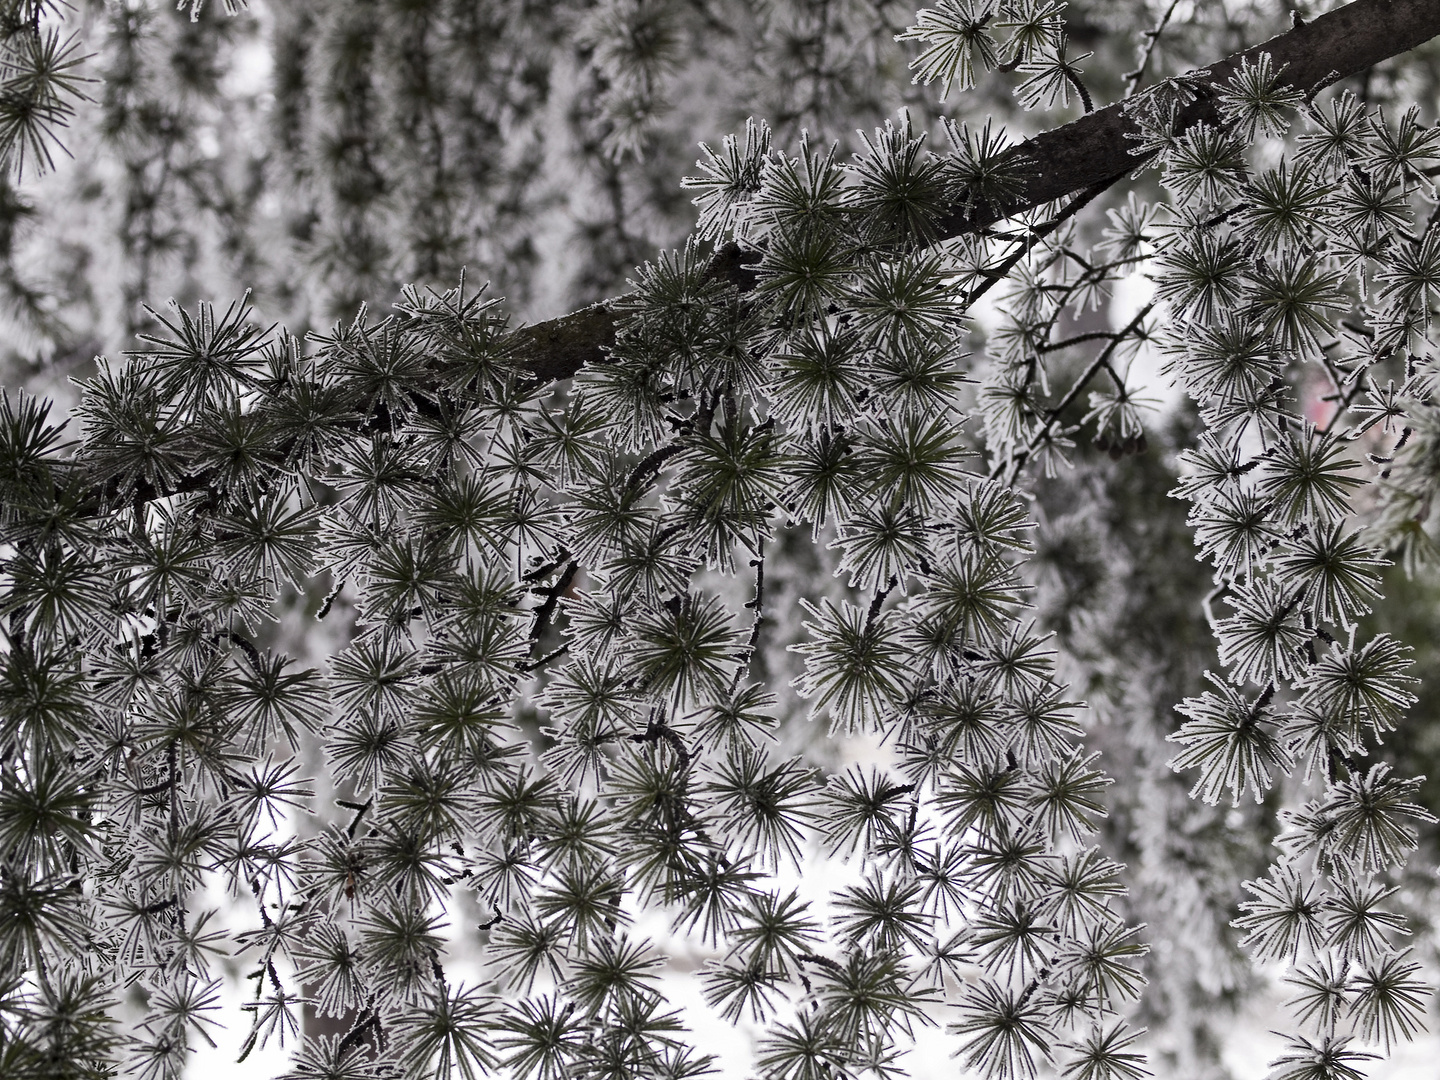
<box><xmin>55</xmin><ymin>0</ymin><xmax>1440</xmax><ymax>531</ymax></box>
<box><xmin>505</xmin><ymin>0</ymin><xmax>1440</xmax><ymax>382</ymax></box>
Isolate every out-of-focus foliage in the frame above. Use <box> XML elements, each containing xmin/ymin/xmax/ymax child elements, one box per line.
<box><xmin>4</xmin><ymin>3</ymin><xmax>1440</xmax><ymax>1080</ymax></box>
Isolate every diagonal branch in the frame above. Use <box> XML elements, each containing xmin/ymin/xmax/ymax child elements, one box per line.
<box><xmin>993</xmin><ymin>302</ymin><xmax>1156</xmax><ymax>486</ymax></box>
<box><xmin>505</xmin><ymin>0</ymin><xmax>1440</xmax><ymax>382</ymax></box>
<box><xmin>48</xmin><ymin>0</ymin><xmax>1440</xmax><ymax>526</ymax></box>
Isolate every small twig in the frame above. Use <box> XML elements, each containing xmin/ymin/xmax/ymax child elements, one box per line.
<box><xmin>337</xmin><ymin>1009</ymin><xmax>381</xmax><ymax>1057</ymax></box>
<box><xmin>529</xmin><ymin>560</ymin><xmax>579</xmax><ymax>642</ymax></box>
<box><xmin>137</xmin><ymin>773</ymin><xmax>178</xmax><ymax>797</ymax></box>
<box><xmin>1254</xmin><ymin>682</ymin><xmax>1277</xmax><ymax>715</ymax></box>
<box><xmin>630</xmin><ymin>717</ymin><xmax>692</xmax><ymax>768</ymax></box>
<box><xmin>995</xmin><ymin>302</ymin><xmax>1154</xmax><ymax>485</ymax></box>
<box><xmin>866</xmin><ymin>575</ymin><xmax>898</xmax><ymax>631</ymax></box>
<box><xmin>166</xmin><ymin>740</ymin><xmax>179</xmax><ymax>835</ymax></box>
<box><xmin>1200</xmin><ymin>580</ymin><xmax>1231</xmax><ymax>633</ymax></box>
<box><xmin>316</xmin><ymin>577</ymin><xmax>345</xmax><ymax>620</ymax></box>
<box><xmin>874</xmin><ymin>782</ymin><xmax>918</xmax><ymax>804</ymax></box>
<box><xmin>1038</xmin><ymin>330</ymin><xmax>1120</xmax><ymax>354</ymax></box>
<box><xmin>626</xmin><ymin>442</ymin><xmax>686</xmax><ymax>492</ymax></box>
<box><xmin>796</xmin><ymin>952</ymin><xmax>845</xmax><ymax>976</ymax></box>
<box><xmin>1061</xmin><ymin>64</ymin><xmax>1095</xmax><ymax>114</ymax></box>
<box><xmin>730</xmin><ymin>550</ymin><xmax>766</xmax><ymax>694</ymax></box>
<box><xmin>216</xmin><ymin>628</ymin><xmax>263</xmax><ymax>672</ymax></box>
<box><xmin>522</xmin><ymin>551</ymin><xmax>572</xmax><ymax>585</ymax></box>
<box><xmin>1380</xmin><ymin>426</ymin><xmax>1413</xmax><ymax>479</ymax></box>
<box><xmin>337</xmin><ymin>797</ymin><xmax>372</xmax><ymax>840</ymax></box>
<box><xmin>963</xmin><ymin>176</ymin><xmax>1123</xmax><ymax>309</ymax></box>
<box><xmin>519</xmin><ymin>643</ymin><xmax>569</xmax><ymax>674</ymax></box>
<box><xmin>1124</xmin><ymin>0</ymin><xmax>1182</xmax><ymax>97</ymax></box>
<box><xmin>1017</xmin><ymin>967</ymin><xmax>1051</xmax><ymax>1009</ymax></box>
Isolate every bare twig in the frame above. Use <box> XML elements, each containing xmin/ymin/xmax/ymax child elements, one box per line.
<box><xmin>1124</xmin><ymin>0</ymin><xmax>1184</xmax><ymax>97</ymax></box>
<box><xmin>995</xmin><ymin>303</ymin><xmax>1155</xmax><ymax>485</ymax></box>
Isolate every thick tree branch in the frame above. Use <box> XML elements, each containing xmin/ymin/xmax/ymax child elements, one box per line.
<box><xmin>505</xmin><ymin>0</ymin><xmax>1440</xmax><ymax>382</ymax></box>
<box><xmin>507</xmin><ymin>301</ymin><xmax>622</xmax><ymax>385</ymax></box>
<box><xmin>64</xmin><ymin>0</ymin><xmax>1440</xmax><ymax>526</ymax></box>
<box><xmin>945</xmin><ymin>0</ymin><xmax>1440</xmax><ymax>234</ymax></box>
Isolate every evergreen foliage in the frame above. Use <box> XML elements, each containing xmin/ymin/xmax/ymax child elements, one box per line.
<box><xmin>4</xmin><ymin>2</ymin><xmax>1440</xmax><ymax>1080</ymax></box>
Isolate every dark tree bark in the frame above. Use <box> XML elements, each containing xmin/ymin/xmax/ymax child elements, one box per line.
<box><xmin>506</xmin><ymin>0</ymin><xmax>1440</xmax><ymax>382</ymax></box>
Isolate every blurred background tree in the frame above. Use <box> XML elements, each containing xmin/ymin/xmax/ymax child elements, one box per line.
<box><xmin>5</xmin><ymin>2</ymin><xmax>1440</xmax><ymax>1079</ymax></box>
